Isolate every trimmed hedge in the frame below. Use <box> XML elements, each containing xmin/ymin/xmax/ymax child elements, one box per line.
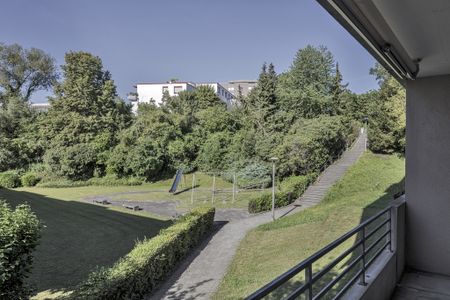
<box><xmin>248</xmin><ymin>173</ymin><xmax>317</xmax><ymax>213</ymax></box>
<box><xmin>87</xmin><ymin>176</ymin><xmax>144</xmax><ymax>186</ymax></box>
<box><xmin>0</xmin><ymin>171</ymin><xmax>21</xmax><ymax>188</ymax></box>
<box><xmin>280</xmin><ymin>173</ymin><xmax>317</xmax><ymax>199</ymax></box>
<box><xmin>69</xmin><ymin>207</ymin><xmax>215</xmax><ymax>299</ymax></box>
<box><xmin>20</xmin><ymin>173</ymin><xmax>42</xmax><ymax>187</ymax></box>
<box><xmin>248</xmin><ymin>191</ymin><xmax>293</xmax><ymax>214</ymax></box>
<box><xmin>36</xmin><ymin>176</ymin><xmax>144</xmax><ymax>188</ymax></box>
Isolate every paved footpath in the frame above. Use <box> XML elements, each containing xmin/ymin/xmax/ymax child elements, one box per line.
<box><xmin>148</xmin><ymin>131</ymin><xmax>367</xmax><ymax>300</ymax></box>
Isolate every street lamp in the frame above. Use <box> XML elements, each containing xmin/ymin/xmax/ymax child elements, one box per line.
<box><xmin>270</xmin><ymin>157</ymin><xmax>279</xmax><ymax>221</ymax></box>
<box><xmin>362</xmin><ymin>116</ymin><xmax>369</xmax><ymax>150</ymax></box>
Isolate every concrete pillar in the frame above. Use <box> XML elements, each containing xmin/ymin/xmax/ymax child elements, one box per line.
<box><xmin>406</xmin><ymin>75</ymin><xmax>450</xmax><ymax>275</ymax></box>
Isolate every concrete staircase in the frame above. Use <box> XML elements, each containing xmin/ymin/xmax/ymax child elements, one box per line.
<box><xmin>294</xmin><ymin>130</ymin><xmax>367</xmax><ymax>208</ymax></box>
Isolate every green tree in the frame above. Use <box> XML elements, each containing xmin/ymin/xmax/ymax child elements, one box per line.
<box><xmin>107</xmin><ymin>103</ymin><xmax>180</xmax><ymax>180</ymax></box>
<box><xmin>0</xmin><ymin>97</ymin><xmax>43</xmax><ymax>171</ymax></box>
<box><xmin>278</xmin><ymin>45</ymin><xmax>336</xmax><ymax>118</ymax></box>
<box><xmin>368</xmin><ymin>65</ymin><xmax>406</xmax><ymax>153</ymax></box>
<box><xmin>0</xmin><ymin>43</ymin><xmax>57</xmax><ymax>104</ymax></box>
<box><xmin>275</xmin><ymin>116</ymin><xmax>353</xmax><ymax>178</ymax></box>
<box><xmin>42</xmin><ymin>51</ymin><xmax>131</xmax><ymax>179</ymax></box>
<box><xmin>330</xmin><ymin>62</ymin><xmax>350</xmax><ymax>115</ymax></box>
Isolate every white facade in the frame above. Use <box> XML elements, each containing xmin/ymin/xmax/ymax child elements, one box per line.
<box><xmin>132</xmin><ymin>81</ymin><xmax>234</xmax><ymax>113</ymax></box>
<box><xmin>131</xmin><ymin>82</ymin><xmax>196</xmax><ymax>112</ymax></box>
<box><xmin>30</xmin><ymin>102</ymin><xmax>51</xmax><ymax>112</ymax></box>
<box><xmin>197</xmin><ymin>82</ymin><xmax>234</xmax><ymax>107</ymax></box>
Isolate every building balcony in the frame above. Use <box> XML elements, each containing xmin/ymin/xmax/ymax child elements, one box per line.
<box><xmin>246</xmin><ymin>195</ymin><xmax>450</xmax><ymax>299</ymax></box>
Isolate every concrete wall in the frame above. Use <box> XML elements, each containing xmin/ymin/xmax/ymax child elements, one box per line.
<box><xmin>406</xmin><ymin>75</ymin><xmax>450</xmax><ymax>276</ymax></box>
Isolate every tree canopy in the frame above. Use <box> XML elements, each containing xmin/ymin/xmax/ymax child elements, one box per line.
<box><xmin>0</xmin><ymin>43</ymin><xmax>405</xmax><ymax>184</ymax></box>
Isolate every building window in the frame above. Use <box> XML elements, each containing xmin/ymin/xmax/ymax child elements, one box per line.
<box><xmin>174</xmin><ymin>86</ymin><xmax>183</xmax><ymax>94</ymax></box>
<box><xmin>162</xmin><ymin>86</ymin><xmax>168</xmax><ymax>93</ymax></box>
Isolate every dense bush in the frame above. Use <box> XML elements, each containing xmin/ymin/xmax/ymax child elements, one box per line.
<box><xmin>0</xmin><ymin>171</ymin><xmax>21</xmax><ymax>188</ymax></box>
<box><xmin>275</xmin><ymin>116</ymin><xmax>353</xmax><ymax>178</ymax></box>
<box><xmin>248</xmin><ymin>191</ymin><xmax>294</xmax><ymax>214</ymax></box>
<box><xmin>280</xmin><ymin>173</ymin><xmax>317</xmax><ymax>198</ymax></box>
<box><xmin>0</xmin><ymin>201</ymin><xmax>41</xmax><ymax>299</ymax></box>
<box><xmin>248</xmin><ymin>173</ymin><xmax>317</xmax><ymax>213</ymax></box>
<box><xmin>69</xmin><ymin>207</ymin><xmax>215</xmax><ymax>299</ymax></box>
<box><xmin>223</xmin><ymin>159</ymin><xmax>271</xmax><ymax>188</ymax></box>
<box><xmin>20</xmin><ymin>173</ymin><xmax>41</xmax><ymax>187</ymax></box>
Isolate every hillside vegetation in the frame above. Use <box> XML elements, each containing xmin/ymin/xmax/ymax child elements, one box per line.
<box><xmin>214</xmin><ymin>152</ymin><xmax>405</xmax><ymax>299</ymax></box>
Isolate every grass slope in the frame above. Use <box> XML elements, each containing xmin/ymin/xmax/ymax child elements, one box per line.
<box><xmin>0</xmin><ymin>188</ymin><xmax>171</xmax><ymax>299</ymax></box>
<box><xmin>214</xmin><ymin>152</ymin><xmax>405</xmax><ymax>299</ymax></box>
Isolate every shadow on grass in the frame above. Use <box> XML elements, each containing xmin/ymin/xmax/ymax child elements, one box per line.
<box><xmin>252</xmin><ymin>177</ymin><xmax>405</xmax><ymax>300</ymax></box>
<box><xmin>0</xmin><ymin>188</ymin><xmax>172</xmax><ymax>297</ymax></box>
<box><xmin>173</xmin><ymin>184</ymin><xmax>200</xmax><ymax>195</ymax></box>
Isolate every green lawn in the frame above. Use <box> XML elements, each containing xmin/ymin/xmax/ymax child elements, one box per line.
<box><xmin>0</xmin><ymin>173</ymin><xmax>261</xmax><ymax>298</ymax></box>
<box><xmin>214</xmin><ymin>152</ymin><xmax>405</xmax><ymax>299</ymax></box>
<box><xmin>0</xmin><ymin>188</ymin><xmax>171</xmax><ymax>299</ymax></box>
<box><xmin>19</xmin><ymin>173</ymin><xmax>261</xmax><ymax>210</ymax></box>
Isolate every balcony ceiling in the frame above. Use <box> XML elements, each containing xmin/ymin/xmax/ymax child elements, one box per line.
<box><xmin>318</xmin><ymin>0</ymin><xmax>450</xmax><ymax>80</ymax></box>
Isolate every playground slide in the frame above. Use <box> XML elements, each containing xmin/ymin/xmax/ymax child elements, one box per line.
<box><xmin>169</xmin><ymin>169</ymin><xmax>183</xmax><ymax>193</ymax></box>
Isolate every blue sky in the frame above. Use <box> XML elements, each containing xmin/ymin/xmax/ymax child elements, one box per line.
<box><xmin>1</xmin><ymin>0</ymin><xmax>377</xmax><ymax>102</ymax></box>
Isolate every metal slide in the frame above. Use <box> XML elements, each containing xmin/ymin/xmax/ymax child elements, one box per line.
<box><xmin>169</xmin><ymin>169</ymin><xmax>183</xmax><ymax>193</ymax></box>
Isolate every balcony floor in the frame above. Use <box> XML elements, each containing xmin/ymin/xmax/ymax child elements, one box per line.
<box><xmin>392</xmin><ymin>269</ymin><xmax>450</xmax><ymax>299</ymax></box>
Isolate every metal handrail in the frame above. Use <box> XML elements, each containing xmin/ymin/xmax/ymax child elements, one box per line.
<box><xmin>246</xmin><ymin>205</ymin><xmax>393</xmax><ymax>300</ymax></box>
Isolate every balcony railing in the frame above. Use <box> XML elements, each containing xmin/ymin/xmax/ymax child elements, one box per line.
<box><xmin>246</xmin><ymin>205</ymin><xmax>393</xmax><ymax>300</ymax></box>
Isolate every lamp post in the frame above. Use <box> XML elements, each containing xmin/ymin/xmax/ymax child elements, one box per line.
<box><xmin>362</xmin><ymin>116</ymin><xmax>369</xmax><ymax>151</ymax></box>
<box><xmin>270</xmin><ymin>157</ymin><xmax>279</xmax><ymax>221</ymax></box>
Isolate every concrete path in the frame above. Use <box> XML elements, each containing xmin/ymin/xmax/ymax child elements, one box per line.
<box><xmin>148</xmin><ymin>131</ymin><xmax>367</xmax><ymax>300</ymax></box>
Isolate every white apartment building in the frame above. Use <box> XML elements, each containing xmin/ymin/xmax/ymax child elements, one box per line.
<box><xmin>196</xmin><ymin>82</ymin><xmax>234</xmax><ymax>107</ymax></box>
<box><xmin>130</xmin><ymin>81</ymin><xmax>234</xmax><ymax>113</ymax></box>
<box><xmin>30</xmin><ymin>102</ymin><xmax>51</xmax><ymax>112</ymax></box>
<box><xmin>221</xmin><ymin>80</ymin><xmax>257</xmax><ymax>98</ymax></box>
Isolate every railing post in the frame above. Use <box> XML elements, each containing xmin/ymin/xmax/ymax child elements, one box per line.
<box><xmin>360</xmin><ymin>227</ymin><xmax>367</xmax><ymax>286</ymax></box>
<box><xmin>306</xmin><ymin>264</ymin><xmax>313</xmax><ymax>300</ymax></box>
<box><xmin>191</xmin><ymin>173</ymin><xmax>195</xmax><ymax>204</ymax></box>
<box><xmin>389</xmin><ymin>207</ymin><xmax>393</xmax><ymax>253</ymax></box>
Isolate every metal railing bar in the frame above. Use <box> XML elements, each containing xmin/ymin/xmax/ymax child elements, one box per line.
<box><xmin>359</xmin><ymin>207</ymin><xmax>391</xmax><ymax>227</ymax></box>
<box><xmin>246</xmin><ymin>206</ymin><xmax>393</xmax><ymax>300</ymax></box>
<box><xmin>365</xmin><ymin>218</ymin><xmax>390</xmax><ymax>241</ymax></box>
<box><xmin>332</xmin><ymin>269</ymin><xmax>364</xmax><ymax>300</ymax></box>
<box><xmin>365</xmin><ymin>241</ymin><xmax>390</xmax><ymax>270</ymax></box>
<box><xmin>285</xmin><ymin>281</ymin><xmax>309</xmax><ymax>300</ymax></box>
<box><xmin>314</xmin><ymin>254</ymin><xmax>363</xmax><ymax>299</ymax></box>
<box><xmin>365</xmin><ymin>230</ymin><xmax>390</xmax><ymax>256</ymax></box>
<box><xmin>312</xmin><ymin>239</ymin><xmax>363</xmax><ymax>284</ymax></box>
<box><xmin>361</xmin><ymin>227</ymin><xmax>367</xmax><ymax>285</ymax></box>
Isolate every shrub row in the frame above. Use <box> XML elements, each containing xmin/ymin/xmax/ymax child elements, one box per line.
<box><xmin>69</xmin><ymin>207</ymin><xmax>215</xmax><ymax>299</ymax></box>
<box><xmin>0</xmin><ymin>201</ymin><xmax>41</xmax><ymax>299</ymax></box>
<box><xmin>280</xmin><ymin>173</ymin><xmax>317</xmax><ymax>199</ymax></box>
<box><xmin>36</xmin><ymin>176</ymin><xmax>144</xmax><ymax>188</ymax></box>
<box><xmin>248</xmin><ymin>173</ymin><xmax>317</xmax><ymax>213</ymax></box>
